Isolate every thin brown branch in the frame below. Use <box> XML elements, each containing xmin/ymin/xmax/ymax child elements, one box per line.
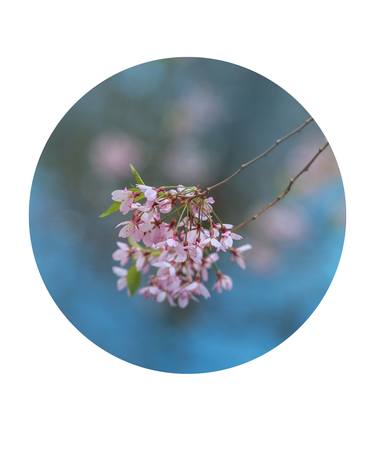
<box><xmin>206</xmin><ymin>116</ymin><xmax>314</xmax><ymax>193</ymax></box>
<box><xmin>233</xmin><ymin>142</ymin><xmax>330</xmax><ymax>231</ymax></box>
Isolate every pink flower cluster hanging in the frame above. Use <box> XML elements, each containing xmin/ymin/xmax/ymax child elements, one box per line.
<box><xmin>100</xmin><ymin>118</ymin><xmax>326</xmax><ymax>308</ymax></box>
<box><xmin>102</xmin><ymin>166</ymin><xmax>251</xmax><ymax>308</ymax></box>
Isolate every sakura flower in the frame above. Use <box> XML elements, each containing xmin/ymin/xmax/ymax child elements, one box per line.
<box><xmin>201</xmin><ymin>232</ymin><xmax>224</xmax><ymax>251</ymax></box>
<box><xmin>161</xmin><ymin>277</ymin><xmax>181</xmax><ymax>301</ymax></box>
<box><xmin>112</xmin><ymin>188</ymin><xmax>134</xmax><ymax>214</ymax></box>
<box><xmin>213</xmin><ymin>273</ymin><xmax>233</xmax><ymax>293</ymax></box>
<box><xmin>136</xmin><ymin>184</ymin><xmax>157</xmax><ymax>201</ymax></box>
<box><xmin>195</xmin><ymin>252</ymin><xmax>219</xmax><ymax>281</ymax></box>
<box><xmin>140</xmin><ymin>209</ymin><xmax>159</xmax><ymax>223</ymax></box>
<box><xmin>133</xmin><ymin>250</ymin><xmax>151</xmax><ymax>273</ymax></box>
<box><xmin>132</xmin><ymin>200</ymin><xmax>155</xmax><ymax>212</ymax></box>
<box><xmin>175</xmin><ymin>285</ymin><xmax>197</xmax><ymax>308</ymax></box>
<box><xmin>164</xmin><ymin>239</ymin><xmax>188</xmax><ymax>263</ymax></box>
<box><xmin>139</xmin><ymin>285</ymin><xmax>167</xmax><ymax>303</ymax></box>
<box><xmin>186</xmin><ymin>225</ymin><xmax>208</xmax><ymax>244</ymax></box>
<box><xmin>173</xmin><ymin>280</ymin><xmax>210</xmax><ymax>308</ymax></box>
<box><xmin>187</xmin><ymin>244</ymin><xmax>203</xmax><ymax>264</ymax></box>
<box><xmin>112</xmin><ymin>242</ymin><xmax>131</xmax><ymax>266</ymax></box>
<box><xmin>112</xmin><ymin>266</ymin><xmax>128</xmax><ymax>291</ymax></box>
<box><xmin>117</xmin><ymin>220</ymin><xmax>143</xmax><ymax>242</ymax></box>
<box><xmin>186</xmin><ymin>227</ymin><xmax>199</xmax><ymax>244</ymax></box>
<box><xmin>176</xmin><ymin>292</ymin><xmax>190</xmax><ymax>308</ymax></box>
<box><xmin>174</xmin><ymin>244</ymin><xmax>188</xmax><ymax>263</ymax></box>
<box><xmin>151</xmin><ymin>223</ymin><xmax>174</xmax><ymax>244</ymax></box>
<box><xmin>230</xmin><ymin>244</ymin><xmax>252</xmax><ymax>269</ymax></box>
<box><xmin>176</xmin><ymin>184</ymin><xmax>187</xmax><ymax>193</ymax></box>
<box><xmin>152</xmin><ymin>260</ymin><xmax>176</xmax><ymax>278</ymax></box>
<box><xmin>185</xmin><ymin>281</ymin><xmax>211</xmax><ymax>299</ymax></box>
<box><xmin>219</xmin><ymin>224</ymin><xmax>243</xmax><ymax>250</ymax></box>
<box><xmin>139</xmin><ymin>221</ymin><xmax>155</xmax><ymax>246</ymax></box>
<box><xmin>191</xmin><ymin>196</ymin><xmax>214</xmax><ymax>220</ymax></box>
<box><xmin>157</xmin><ymin>197</ymin><xmax>173</xmax><ymax>213</ymax></box>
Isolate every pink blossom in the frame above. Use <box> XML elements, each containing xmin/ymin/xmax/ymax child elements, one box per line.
<box><xmin>185</xmin><ymin>281</ymin><xmax>211</xmax><ymax>299</ymax></box>
<box><xmin>157</xmin><ymin>197</ymin><xmax>172</xmax><ymax>213</ymax></box>
<box><xmin>139</xmin><ymin>285</ymin><xmax>167</xmax><ymax>303</ymax></box>
<box><xmin>186</xmin><ymin>227</ymin><xmax>199</xmax><ymax>244</ymax></box>
<box><xmin>112</xmin><ymin>242</ymin><xmax>131</xmax><ymax>265</ymax></box>
<box><xmin>187</xmin><ymin>244</ymin><xmax>203</xmax><ymax>264</ymax></box>
<box><xmin>164</xmin><ymin>239</ymin><xmax>188</xmax><ymax>263</ymax></box>
<box><xmin>175</xmin><ymin>286</ymin><xmax>196</xmax><ymax>308</ymax></box>
<box><xmin>191</xmin><ymin>196</ymin><xmax>214</xmax><ymax>220</ymax></box>
<box><xmin>112</xmin><ymin>266</ymin><xmax>128</xmax><ymax>291</ymax></box>
<box><xmin>174</xmin><ymin>244</ymin><xmax>188</xmax><ymax>263</ymax></box>
<box><xmin>136</xmin><ymin>184</ymin><xmax>157</xmax><ymax>201</ymax></box>
<box><xmin>133</xmin><ymin>250</ymin><xmax>150</xmax><ymax>273</ymax></box>
<box><xmin>132</xmin><ymin>200</ymin><xmax>154</xmax><ymax>212</ymax></box>
<box><xmin>117</xmin><ymin>220</ymin><xmax>143</xmax><ymax>242</ymax></box>
<box><xmin>108</xmin><ymin>181</ymin><xmax>251</xmax><ymax>306</ymax></box>
<box><xmin>213</xmin><ymin>273</ymin><xmax>233</xmax><ymax>293</ymax></box>
<box><xmin>173</xmin><ymin>280</ymin><xmax>210</xmax><ymax>308</ymax></box>
<box><xmin>112</xmin><ymin>188</ymin><xmax>134</xmax><ymax>214</ymax></box>
<box><xmin>196</xmin><ymin>252</ymin><xmax>219</xmax><ymax>281</ymax></box>
<box><xmin>201</xmin><ymin>233</ymin><xmax>224</xmax><ymax>251</ymax></box>
<box><xmin>230</xmin><ymin>244</ymin><xmax>252</xmax><ymax>269</ymax></box>
<box><xmin>151</xmin><ymin>258</ymin><xmax>173</xmax><ymax>272</ymax></box>
<box><xmin>151</xmin><ymin>223</ymin><xmax>174</xmax><ymax>244</ymax></box>
<box><xmin>219</xmin><ymin>224</ymin><xmax>243</xmax><ymax>250</ymax></box>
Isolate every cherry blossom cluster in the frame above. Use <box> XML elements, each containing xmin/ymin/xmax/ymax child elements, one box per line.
<box><xmin>110</xmin><ymin>183</ymin><xmax>251</xmax><ymax>308</ymax></box>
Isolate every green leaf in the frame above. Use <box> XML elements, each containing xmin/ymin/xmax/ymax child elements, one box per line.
<box><xmin>127</xmin><ymin>264</ymin><xmax>141</xmax><ymax>296</ymax></box>
<box><xmin>149</xmin><ymin>249</ymin><xmax>161</xmax><ymax>257</ymax></box>
<box><xmin>128</xmin><ymin>237</ymin><xmax>141</xmax><ymax>249</ymax></box>
<box><xmin>134</xmin><ymin>193</ymin><xmax>145</xmax><ymax>202</ymax></box>
<box><xmin>129</xmin><ymin>163</ymin><xmax>145</xmax><ymax>185</ymax></box>
<box><xmin>127</xmin><ymin>186</ymin><xmax>145</xmax><ymax>202</ymax></box>
<box><xmin>99</xmin><ymin>201</ymin><xmax>121</xmax><ymax>218</ymax></box>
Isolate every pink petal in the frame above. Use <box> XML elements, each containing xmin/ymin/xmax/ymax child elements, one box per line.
<box><xmin>178</xmin><ymin>295</ymin><xmax>189</xmax><ymax>308</ymax></box>
<box><xmin>237</xmin><ymin>244</ymin><xmax>252</xmax><ymax>253</ymax></box>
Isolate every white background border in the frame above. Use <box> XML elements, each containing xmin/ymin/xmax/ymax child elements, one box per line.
<box><xmin>1</xmin><ymin>2</ymin><xmax>374</xmax><ymax>467</ymax></box>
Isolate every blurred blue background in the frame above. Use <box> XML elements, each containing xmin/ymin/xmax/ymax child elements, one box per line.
<box><xmin>29</xmin><ymin>58</ymin><xmax>345</xmax><ymax>373</ymax></box>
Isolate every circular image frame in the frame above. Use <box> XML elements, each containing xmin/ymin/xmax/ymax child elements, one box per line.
<box><xmin>29</xmin><ymin>57</ymin><xmax>346</xmax><ymax>373</ymax></box>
